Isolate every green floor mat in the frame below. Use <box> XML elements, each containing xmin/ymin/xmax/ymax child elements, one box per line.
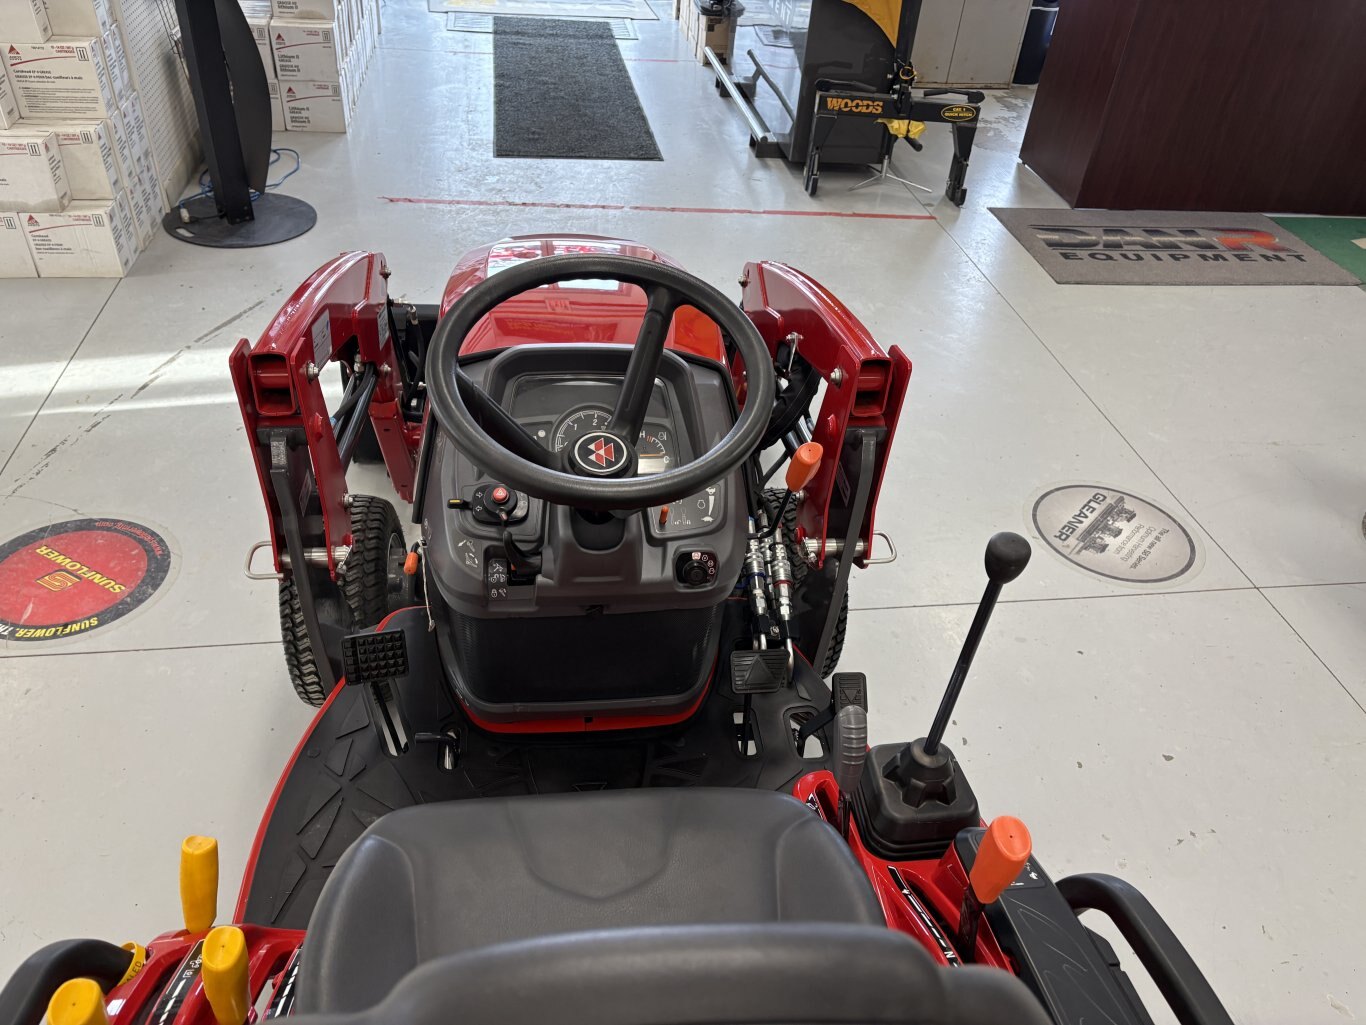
<box><xmin>1270</xmin><ymin>217</ymin><xmax>1366</xmax><ymax>283</ymax></box>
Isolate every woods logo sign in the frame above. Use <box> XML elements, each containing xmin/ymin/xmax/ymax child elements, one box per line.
<box><xmin>1029</xmin><ymin>225</ymin><xmax>1309</xmax><ymax>265</ymax></box>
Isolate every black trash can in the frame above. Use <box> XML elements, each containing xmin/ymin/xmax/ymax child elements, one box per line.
<box><xmin>1013</xmin><ymin>0</ymin><xmax>1059</xmax><ymax>85</ymax></box>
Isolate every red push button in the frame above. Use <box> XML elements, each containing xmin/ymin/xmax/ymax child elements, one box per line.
<box><xmin>491</xmin><ymin>486</ymin><xmax>510</xmax><ymax>504</ymax></box>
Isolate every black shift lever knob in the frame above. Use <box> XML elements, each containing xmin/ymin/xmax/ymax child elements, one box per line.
<box><xmin>985</xmin><ymin>532</ymin><xmax>1031</xmax><ymax>585</ymax></box>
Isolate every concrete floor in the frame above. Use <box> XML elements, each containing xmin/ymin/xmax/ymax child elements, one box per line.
<box><xmin>1</xmin><ymin>3</ymin><xmax>1363</xmax><ymax>1022</ymax></box>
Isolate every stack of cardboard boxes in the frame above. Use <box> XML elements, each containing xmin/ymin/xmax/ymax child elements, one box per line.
<box><xmin>0</xmin><ymin>0</ymin><xmax>165</xmax><ymax>276</ymax></box>
<box><xmin>681</xmin><ymin>0</ymin><xmax>739</xmax><ymax>65</ymax></box>
<box><xmin>255</xmin><ymin>0</ymin><xmax>378</xmax><ymax>134</ymax></box>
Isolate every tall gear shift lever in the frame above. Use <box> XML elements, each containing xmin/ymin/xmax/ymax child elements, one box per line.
<box><xmin>923</xmin><ymin>532</ymin><xmax>1031</xmax><ymax>758</ymax></box>
<box><xmin>855</xmin><ymin>533</ymin><xmax>1032</xmax><ymax>858</ymax></box>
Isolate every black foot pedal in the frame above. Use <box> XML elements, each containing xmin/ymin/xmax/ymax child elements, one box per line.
<box><xmin>731</xmin><ymin>649</ymin><xmax>790</xmax><ymax>695</ymax></box>
<box><xmin>343</xmin><ymin>629</ymin><xmax>409</xmax><ymax>686</ymax></box>
<box><xmin>343</xmin><ymin>629</ymin><xmax>411</xmax><ymax>757</ymax></box>
<box><xmin>833</xmin><ymin>671</ymin><xmax>868</xmax><ymax>712</ymax></box>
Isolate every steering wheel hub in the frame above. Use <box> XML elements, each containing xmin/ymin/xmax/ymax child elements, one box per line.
<box><xmin>568</xmin><ymin>430</ymin><xmax>635</xmax><ymax>478</ymax></box>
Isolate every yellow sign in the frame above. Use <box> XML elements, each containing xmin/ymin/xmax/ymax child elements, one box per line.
<box><xmin>942</xmin><ymin>105</ymin><xmax>977</xmax><ymax>122</ymax></box>
<box><xmin>825</xmin><ymin>96</ymin><xmax>885</xmax><ymax>115</ymax></box>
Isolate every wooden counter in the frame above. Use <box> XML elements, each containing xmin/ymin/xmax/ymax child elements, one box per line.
<box><xmin>1019</xmin><ymin>0</ymin><xmax>1366</xmax><ymax>213</ymax></box>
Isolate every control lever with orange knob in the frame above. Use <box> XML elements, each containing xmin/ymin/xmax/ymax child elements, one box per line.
<box><xmin>756</xmin><ymin>442</ymin><xmax>823</xmax><ymax>541</ymax></box>
<box><xmin>956</xmin><ymin>816</ymin><xmax>1032</xmax><ymax>961</ymax></box>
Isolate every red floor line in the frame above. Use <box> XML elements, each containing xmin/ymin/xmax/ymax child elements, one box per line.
<box><xmin>380</xmin><ymin>196</ymin><xmax>936</xmax><ymax>221</ymax></box>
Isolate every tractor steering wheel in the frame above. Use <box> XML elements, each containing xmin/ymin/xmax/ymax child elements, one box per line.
<box><xmin>426</xmin><ymin>254</ymin><xmax>775</xmax><ymax>512</ymax></box>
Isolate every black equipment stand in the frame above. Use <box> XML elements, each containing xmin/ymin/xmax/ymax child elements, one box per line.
<box><xmin>708</xmin><ymin>0</ymin><xmax>983</xmax><ymax>205</ymax></box>
<box><xmin>164</xmin><ymin>0</ymin><xmax>315</xmax><ymax>248</ymax></box>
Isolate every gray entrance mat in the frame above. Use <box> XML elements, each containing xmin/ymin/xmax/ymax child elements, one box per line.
<box><xmin>493</xmin><ymin>18</ymin><xmax>662</xmax><ymax>161</ymax></box>
<box><xmin>447</xmin><ymin>11</ymin><xmax>638</xmax><ymax>36</ymax></box>
<box><xmin>991</xmin><ymin>208</ymin><xmax>1362</xmax><ymax>286</ymax></box>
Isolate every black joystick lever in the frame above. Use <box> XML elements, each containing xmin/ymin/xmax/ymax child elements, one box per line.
<box><xmin>856</xmin><ymin>533</ymin><xmax>1031</xmax><ymax>857</ymax></box>
<box><xmin>923</xmin><ymin>532</ymin><xmax>1030</xmax><ymax>756</ymax></box>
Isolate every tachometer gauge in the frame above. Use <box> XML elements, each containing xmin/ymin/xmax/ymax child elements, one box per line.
<box><xmin>552</xmin><ymin>407</ymin><xmax>612</xmax><ymax>452</ymax></box>
<box><xmin>551</xmin><ymin>409</ymin><xmax>675</xmax><ymax>475</ymax></box>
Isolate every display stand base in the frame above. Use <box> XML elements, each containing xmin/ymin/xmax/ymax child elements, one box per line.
<box><xmin>162</xmin><ymin>193</ymin><xmax>317</xmax><ymax>248</ymax></box>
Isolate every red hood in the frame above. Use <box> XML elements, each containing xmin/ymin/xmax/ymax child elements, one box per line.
<box><xmin>439</xmin><ymin>234</ymin><xmax>726</xmax><ymax>362</ymax></box>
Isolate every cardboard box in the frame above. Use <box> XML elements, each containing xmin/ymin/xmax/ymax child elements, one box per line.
<box><xmin>271</xmin><ymin>0</ymin><xmax>335</xmax><ymax>20</ymax></box>
<box><xmin>23</xmin><ymin>196</ymin><xmax>134</xmax><ymax>276</ymax></box>
<box><xmin>0</xmin><ymin>64</ymin><xmax>20</xmax><ymax>128</ymax></box>
<box><xmin>0</xmin><ymin>0</ymin><xmax>51</xmax><ymax>42</ymax></box>
<box><xmin>270</xmin><ymin>20</ymin><xmax>341</xmax><ymax>81</ymax></box>
<box><xmin>105</xmin><ymin>108</ymin><xmax>134</xmax><ymax>182</ymax></box>
<box><xmin>0</xmin><ymin>211</ymin><xmax>37</xmax><ymax>275</ymax></box>
<box><xmin>118</xmin><ymin>92</ymin><xmax>150</xmax><ymax>163</ymax></box>
<box><xmin>45</xmin><ymin>0</ymin><xmax>112</xmax><ymax>37</ymax></box>
<box><xmin>101</xmin><ymin>24</ymin><xmax>131</xmax><ymax>99</ymax></box>
<box><xmin>0</xmin><ymin>130</ymin><xmax>71</xmax><ymax>210</ymax></box>
<box><xmin>688</xmin><ymin>4</ymin><xmax>736</xmax><ymax>64</ymax></box>
<box><xmin>6</xmin><ymin>37</ymin><xmax>116</xmax><ymax>120</ymax></box>
<box><xmin>28</xmin><ymin>120</ymin><xmax>119</xmax><ymax>198</ymax></box>
<box><xmin>240</xmin><ymin>0</ymin><xmax>275</xmax><ymax>74</ymax></box>
<box><xmin>267</xmin><ymin>76</ymin><xmax>283</xmax><ymax>132</ymax></box>
<box><xmin>281</xmin><ymin>79</ymin><xmax>347</xmax><ymax>132</ymax></box>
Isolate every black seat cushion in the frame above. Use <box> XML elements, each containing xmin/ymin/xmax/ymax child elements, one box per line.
<box><xmin>298</xmin><ymin>788</ymin><xmax>884</xmax><ymax>1014</ymax></box>
<box><xmin>292</xmin><ymin>924</ymin><xmax>1054</xmax><ymax>1025</ymax></box>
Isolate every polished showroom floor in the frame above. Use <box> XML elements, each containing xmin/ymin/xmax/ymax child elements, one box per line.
<box><xmin>1</xmin><ymin>4</ymin><xmax>1363</xmax><ymax>1021</ymax></box>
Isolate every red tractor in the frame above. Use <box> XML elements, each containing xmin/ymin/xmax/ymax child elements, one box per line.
<box><xmin>2</xmin><ymin>235</ymin><xmax>1231</xmax><ymax>1025</ymax></box>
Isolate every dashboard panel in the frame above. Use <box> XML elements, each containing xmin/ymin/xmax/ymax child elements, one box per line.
<box><xmin>506</xmin><ymin>374</ymin><xmax>724</xmax><ymax>536</ymax></box>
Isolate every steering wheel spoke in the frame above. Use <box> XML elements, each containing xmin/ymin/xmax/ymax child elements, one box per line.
<box><xmin>608</xmin><ymin>284</ymin><xmax>676</xmax><ymax>441</ymax></box>
<box><xmin>457</xmin><ymin>371</ymin><xmax>556</xmax><ymax>469</ymax></box>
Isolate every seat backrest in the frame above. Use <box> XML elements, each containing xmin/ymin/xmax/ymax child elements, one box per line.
<box><xmin>289</xmin><ymin>923</ymin><xmax>1052</xmax><ymax>1025</ymax></box>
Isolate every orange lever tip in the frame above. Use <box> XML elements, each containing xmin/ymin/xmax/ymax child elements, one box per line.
<box><xmin>403</xmin><ymin>551</ymin><xmax>419</xmax><ymax>576</ymax></box>
<box><xmin>785</xmin><ymin>442</ymin><xmax>823</xmax><ymax>493</ymax></box>
<box><xmin>969</xmin><ymin>816</ymin><xmax>1032</xmax><ymax>904</ymax></box>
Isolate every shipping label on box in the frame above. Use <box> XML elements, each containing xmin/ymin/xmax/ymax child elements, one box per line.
<box><xmin>30</xmin><ymin>120</ymin><xmax>120</xmax><ymax>198</ymax></box>
<box><xmin>281</xmin><ymin>79</ymin><xmax>347</xmax><ymax>132</ymax></box>
<box><xmin>0</xmin><ymin>211</ymin><xmax>37</xmax><ymax>276</ymax></box>
<box><xmin>0</xmin><ymin>130</ymin><xmax>71</xmax><ymax>210</ymax></box>
<box><xmin>0</xmin><ymin>0</ymin><xmax>51</xmax><ymax>42</ymax></box>
<box><xmin>0</xmin><ymin>63</ymin><xmax>20</xmax><ymax>128</ymax></box>
<box><xmin>24</xmin><ymin>197</ymin><xmax>134</xmax><ymax>276</ymax></box>
<box><xmin>270</xmin><ymin>20</ymin><xmax>341</xmax><ymax>81</ymax></box>
<box><xmin>45</xmin><ymin>0</ymin><xmax>111</xmax><ymax>37</ymax></box>
<box><xmin>6</xmin><ymin>37</ymin><xmax>116</xmax><ymax>120</ymax></box>
<box><xmin>272</xmin><ymin>0</ymin><xmax>335</xmax><ymax>20</ymax></box>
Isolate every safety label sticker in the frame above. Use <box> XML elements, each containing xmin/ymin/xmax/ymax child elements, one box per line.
<box><xmin>1030</xmin><ymin>485</ymin><xmax>1200</xmax><ymax>586</ymax></box>
<box><xmin>0</xmin><ymin>518</ymin><xmax>172</xmax><ymax>642</ymax></box>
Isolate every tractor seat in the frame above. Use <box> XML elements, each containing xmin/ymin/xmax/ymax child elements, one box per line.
<box><xmin>297</xmin><ymin>788</ymin><xmax>887</xmax><ymax>1014</ymax></box>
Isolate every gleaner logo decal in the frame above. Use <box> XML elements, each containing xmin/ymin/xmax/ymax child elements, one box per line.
<box><xmin>0</xmin><ymin>519</ymin><xmax>172</xmax><ymax>642</ymax></box>
<box><xmin>572</xmin><ymin>432</ymin><xmax>627</xmax><ymax>474</ymax></box>
<box><xmin>1030</xmin><ymin>225</ymin><xmax>1309</xmax><ymax>265</ymax></box>
<box><xmin>825</xmin><ymin>97</ymin><xmax>885</xmax><ymax>115</ymax></box>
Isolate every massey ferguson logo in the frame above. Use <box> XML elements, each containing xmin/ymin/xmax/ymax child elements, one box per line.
<box><xmin>825</xmin><ymin>97</ymin><xmax>884</xmax><ymax>115</ymax></box>
<box><xmin>588</xmin><ymin>438</ymin><xmax>615</xmax><ymax>466</ymax></box>
<box><xmin>1031</xmin><ymin>225</ymin><xmax>1309</xmax><ymax>265</ymax></box>
<box><xmin>573</xmin><ymin>432</ymin><xmax>625</xmax><ymax>474</ymax></box>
